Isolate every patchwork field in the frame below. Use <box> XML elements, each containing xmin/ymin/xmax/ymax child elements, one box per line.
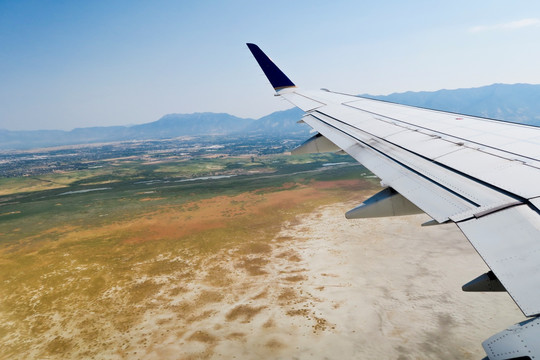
<box><xmin>0</xmin><ymin>153</ymin><xmax>379</xmax><ymax>359</ymax></box>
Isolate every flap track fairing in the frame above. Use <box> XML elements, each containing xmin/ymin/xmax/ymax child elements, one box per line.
<box><xmin>462</xmin><ymin>271</ymin><xmax>506</xmax><ymax>292</ymax></box>
<box><xmin>345</xmin><ymin>187</ymin><xmax>424</xmax><ymax>219</ymax></box>
<box><xmin>291</xmin><ymin>133</ymin><xmax>341</xmax><ymax>155</ymax></box>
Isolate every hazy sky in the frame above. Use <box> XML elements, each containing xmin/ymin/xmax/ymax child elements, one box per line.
<box><xmin>2</xmin><ymin>0</ymin><xmax>540</xmax><ymax>130</ymax></box>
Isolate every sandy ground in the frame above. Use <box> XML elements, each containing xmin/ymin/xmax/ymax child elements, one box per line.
<box><xmin>256</xmin><ymin>203</ymin><xmax>523</xmax><ymax>359</ymax></box>
<box><xmin>3</xmin><ymin>200</ymin><xmax>524</xmax><ymax>359</ymax></box>
<box><xmin>152</xmin><ymin>201</ymin><xmax>522</xmax><ymax>360</ymax></box>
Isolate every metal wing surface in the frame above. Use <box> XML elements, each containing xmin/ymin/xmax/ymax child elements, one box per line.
<box><xmin>288</xmin><ymin>89</ymin><xmax>540</xmax><ymax>316</ymax></box>
<box><xmin>247</xmin><ymin>43</ymin><xmax>540</xmax><ymax>358</ymax></box>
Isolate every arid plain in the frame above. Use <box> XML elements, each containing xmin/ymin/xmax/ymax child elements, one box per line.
<box><xmin>0</xmin><ymin>148</ymin><xmax>522</xmax><ymax>359</ymax></box>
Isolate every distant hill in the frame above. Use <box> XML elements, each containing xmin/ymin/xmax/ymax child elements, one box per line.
<box><xmin>0</xmin><ymin>113</ymin><xmax>259</xmax><ymax>150</ymax></box>
<box><xmin>0</xmin><ymin>110</ymin><xmax>310</xmax><ymax>150</ymax></box>
<box><xmin>2</xmin><ymin>83</ymin><xmax>539</xmax><ymax>150</ymax></box>
<box><xmin>242</xmin><ymin>108</ymin><xmax>306</xmax><ymax>136</ymax></box>
<box><xmin>364</xmin><ymin>83</ymin><xmax>540</xmax><ymax>126</ymax></box>
<box><xmin>129</xmin><ymin>113</ymin><xmax>254</xmax><ymax>138</ymax></box>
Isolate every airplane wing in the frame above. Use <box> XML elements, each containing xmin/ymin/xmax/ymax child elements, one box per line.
<box><xmin>247</xmin><ymin>43</ymin><xmax>540</xmax><ymax>360</ymax></box>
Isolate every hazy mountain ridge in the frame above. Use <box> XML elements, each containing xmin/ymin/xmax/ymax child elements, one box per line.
<box><xmin>0</xmin><ymin>113</ymin><xmax>259</xmax><ymax>150</ymax></box>
<box><xmin>131</xmin><ymin>113</ymin><xmax>253</xmax><ymax>137</ymax></box>
<box><xmin>241</xmin><ymin>108</ymin><xmax>306</xmax><ymax>136</ymax></box>
<box><xmin>2</xmin><ymin>83</ymin><xmax>539</xmax><ymax>150</ymax></box>
<box><xmin>364</xmin><ymin>83</ymin><xmax>540</xmax><ymax>126</ymax></box>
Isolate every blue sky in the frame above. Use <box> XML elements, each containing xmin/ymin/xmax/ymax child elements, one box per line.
<box><xmin>1</xmin><ymin>0</ymin><xmax>540</xmax><ymax>130</ymax></box>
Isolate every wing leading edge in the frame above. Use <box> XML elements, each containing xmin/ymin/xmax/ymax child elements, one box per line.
<box><xmin>247</xmin><ymin>43</ymin><xmax>540</xmax><ymax>359</ymax></box>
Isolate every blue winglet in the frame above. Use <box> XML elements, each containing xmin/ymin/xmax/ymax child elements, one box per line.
<box><xmin>247</xmin><ymin>43</ymin><xmax>296</xmax><ymax>91</ymax></box>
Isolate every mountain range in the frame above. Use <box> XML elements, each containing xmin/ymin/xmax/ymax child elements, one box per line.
<box><xmin>0</xmin><ymin>109</ymin><xmax>306</xmax><ymax>150</ymax></box>
<box><xmin>1</xmin><ymin>83</ymin><xmax>539</xmax><ymax>150</ymax></box>
<box><xmin>365</xmin><ymin>83</ymin><xmax>540</xmax><ymax>126</ymax></box>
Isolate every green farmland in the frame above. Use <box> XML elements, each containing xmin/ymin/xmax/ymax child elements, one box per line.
<box><xmin>0</xmin><ymin>150</ymin><xmax>377</xmax><ymax>359</ymax></box>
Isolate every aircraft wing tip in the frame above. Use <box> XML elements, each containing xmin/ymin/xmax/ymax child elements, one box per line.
<box><xmin>246</xmin><ymin>43</ymin><xmax>296</xmax><ymax>91</ymax></box>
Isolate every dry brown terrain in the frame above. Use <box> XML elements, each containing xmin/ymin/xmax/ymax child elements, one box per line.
<box><xmin>0</xmin><ymin>182</ymin><xmax>523</xmax><ymax>359</ymax></box>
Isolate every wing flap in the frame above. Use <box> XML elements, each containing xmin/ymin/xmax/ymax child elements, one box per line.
<box><xmin>458</xmin><ymin>205</ymin><xmax>540</xmax><ymax>316</ymax></box>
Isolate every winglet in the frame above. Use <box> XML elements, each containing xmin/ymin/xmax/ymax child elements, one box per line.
<box><xmin>246</xmin><ymin>43</ymin><xmax>296</xmax><ymax>91</ymax></box>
